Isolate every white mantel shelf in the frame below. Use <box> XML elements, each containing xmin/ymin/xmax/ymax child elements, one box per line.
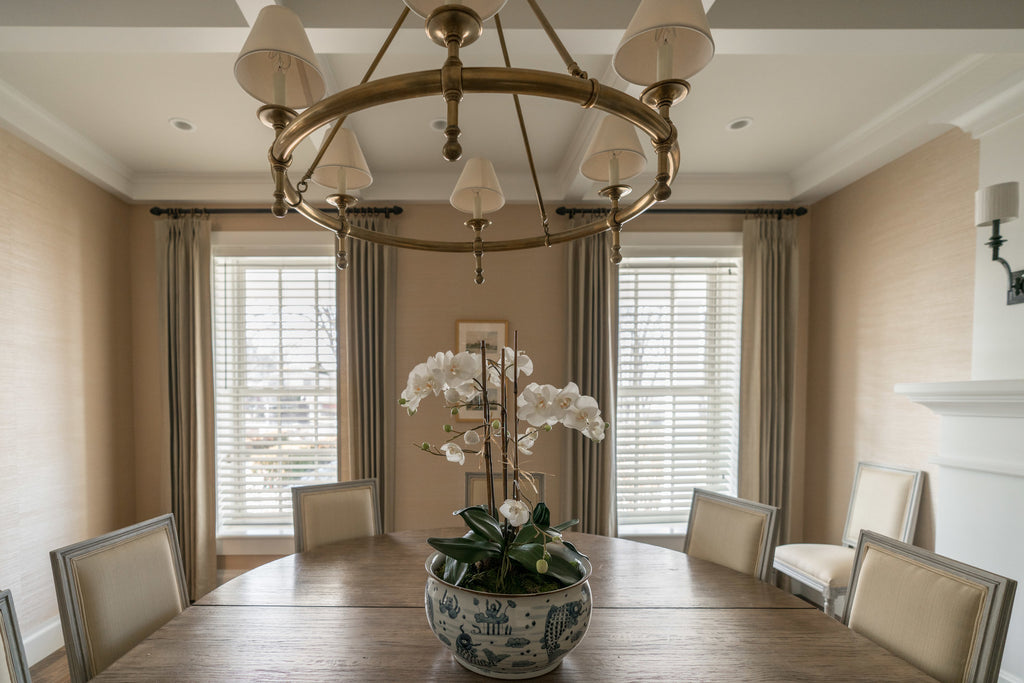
<box><xmin>895</xmin><ymin>379</ymin><xmax>1024</xmax><ymax>478</ymax></box>
<box><xmin>895</xmin><ymin>379</ymin><xmax>1024</xmax><ymax>418</ymax></box>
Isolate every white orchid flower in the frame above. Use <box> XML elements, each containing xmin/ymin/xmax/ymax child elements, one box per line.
<box><xmin>563</xmin><ymin>395</ymin><xmax>601</xmax><ymax>433</ymax></box>
<box><xmin>555</xmin><ymin>382</ymin><xmax>581</xmax><ymax>412</ymax></box>
<box><xmin>401</xmin><ymin>362</ymin><xmax>435</xmax><ymax>411</ymax></box>
<box><xmin>463</xmin><ymin>430</ymin><xmax>481</xmax><ymax>446</ymax></box>
<box><xmin>516</xmin><ymin>428</ymin><xmax>539</xmax><ymax>455</ymax></box>
<box><xmin>499</xmin><ymin>498</ymin><xmax>531</xmax><ymax>526</ymax></box>
<box><xmin>584</xmin><ymin>418</ymin><xmax>606</xmax><ymax>442</ymax></box>
<box><xmin>440</xmin><ymin>442</ymin><xmax>466</xmax><ymax>465</ymax></box>
<box><xmin>517</xmin><ymin>383</ymin><xmax>562</xmax><ymax>427</ymax></box>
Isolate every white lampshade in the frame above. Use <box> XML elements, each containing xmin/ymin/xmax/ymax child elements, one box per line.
<box><xmin>451</xmin><ymin>158</ymin><xmax>505</xmax><ymax>217</ymax></box>
<box><xmin>976</xmin><ymin>181</ymin><xmax>1020</xmax><ymax>227</ymax></box>
<box><xmin>235</xmin><ymin>5</ymin><xmax>325</xmax><ymax>108</ymax></box>
<box><xmin>580</xmin><ymin>115</ymin><xmax>648</xmax><ymax>184</ymax></box>
<box><xmin>614</xmin><ymin>0</ymin><xmax>715</xmax><ymax>86</ymax></box>
<box><xmin>311</xmin><ymin>127</ymin><xmax>373</xmax><ymax>193</ymax></box>
<box><xmin>404</xmin><ymin>1</ymin><xmax>508</xmax><ymax>21</ymax></box>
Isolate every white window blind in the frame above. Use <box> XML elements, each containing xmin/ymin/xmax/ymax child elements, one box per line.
<box><xmin>616</xmin><ymin>255</ymin><xmax>742</xmax><ymax>528</ymax></box>
<box><xmin>213</xmin><ymin>254</ymin><xmax>338</xmax><ymax>532</ymax></box>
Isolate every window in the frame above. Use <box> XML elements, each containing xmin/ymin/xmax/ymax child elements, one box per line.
<box><xmin>616</xmin><ymin>235</ymin><xmax>742</xmax><ymax>534</ymax></box>
<box><xmin>212</xmin><ymin>233</ymin><xmax>338</xmax><ymax>535</ymax></box>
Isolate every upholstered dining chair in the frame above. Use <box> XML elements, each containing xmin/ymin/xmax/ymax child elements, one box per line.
<box><xmin>683</xmin><ymin>489</ymin><xmax>780</xmax><ymax>581</ymax></box>
<box><xmin>1</xmin><ymin>589</ymin><xmax>31</xmax><ymax>683</ymax></box>
<box><xmin>845</xmin><ymin>530</ymin><xmax>1016</xmax><ymax>683</ymax></box>
<box><xmin>291</xmin><ymin>479</ymin><xmax>381</xmax><ymax>553</ymax></box>
<box><xmin>773</xmin><ymin>461</ymin><xmax>923</xmax><ymax>617</ymax></box>
<box><xmin>50</xmin><ymin>514</ymin><xmax>189</xmax><ymax>683</ymax></box>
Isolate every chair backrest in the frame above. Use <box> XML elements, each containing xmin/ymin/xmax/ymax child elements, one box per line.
<box><xmin>0</xmin><ymin>589</ymin><xmax>30</xmax><ymax>683</ymax></box>
<box><xmin>683</xmin><ymin>489</ymin><xmax>779</xmax><ymax>582</ymax></box>
<box><xmin>292</xmin><ymin>479</ymin><xmax>381</xmax><ymax>553</ymax></box>
<box><xmin>50</xmin><ymin>514</ymin><xmax>189</xmax><ymax>683</ymax></box>
<box><xmin>841</xmin><ymin>462</ymin><xmax>923</xmax><ymax>547</ymax></box>
<box><xmin>845</xmin><ymin>530</ymin><xmax>1016</xmax><ymax>683</ymax></box>
<box><xmin>465</xmin><ymin>472</ymin><xmax>546</xmax><ymax>509</ymax></box>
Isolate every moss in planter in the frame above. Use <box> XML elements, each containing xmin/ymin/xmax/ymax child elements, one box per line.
<box><xmin>461</xmin><ymin>560</ymin><xmax>569</xmax><ymax>594</ymax></box>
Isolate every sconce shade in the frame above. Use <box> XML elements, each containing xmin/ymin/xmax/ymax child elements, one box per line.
<box><xmin>235</xmin><ymin>5</ymin><xmax>325</xmax><ymax>108</ymax></box>
<box><xmin>976</xmin><ymin>181</ymin><xmax>1020</xmax><ymax>227</ymax></box>
<box><xmin>404</xmin><ymin>1</ymin><xmax>508</xmax><ymax>21</ymax></box>
<box><xmin>451</xmin><ymin>158</ymin><xmax>505</xmax><ymax>215</ymax></box>
<box><xmin>311</xmin><ymin>127</ymin><xmax>373</xmax><ymax>192</ymax></box>
<box><xmin>580</xmin><ymin>115</ymin><xmax>648</xmax><ymax>183</ymax></box>
<box><xmin>614</xmin><ymin>0</ymin><xmax>715</xmax><ymax>86</ymax></box>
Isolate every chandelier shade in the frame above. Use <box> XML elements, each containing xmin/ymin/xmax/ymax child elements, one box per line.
<box><xmin>403</xmin><ymin>0</ymin><xmax>508</xmax><ymax>21</ymax></box>
<box><xmin>580</xmin><ymin>114</ymin><xmax>648</xmax><ymax>184</ymax></box>
<box><xmin>234</xmin><ymin>5</ymin><xmax>325</xmax><ymax>108</ymax></box>
<box><xmin>976</xmin><ymin>181</ymin><xmax>1020</xmax><ymax>227</ymax></box>
<box><xmin>311</xmin><ymin>127</ymin><xmax>373</xmax><ymax>194</ymax></box>
<box><xmin>451</xmin><ymin>158</ymin><xmax>505</xmax><ymax>217</ymax></box>
<box><xmin>614</xmin><ymin>0</ymin><xmax>715</xmax><ymax>85</ymax></box>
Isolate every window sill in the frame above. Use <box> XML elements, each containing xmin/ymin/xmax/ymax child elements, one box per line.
<box><xmin>217</xmin><ymin>531</ymin><xmax>294</xmax><ymax>556</ymax></box>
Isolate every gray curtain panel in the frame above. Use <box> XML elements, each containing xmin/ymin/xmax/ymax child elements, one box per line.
<box><xmin>566</xmin><ymin>228</ymin><xmax>618</xmax><ymax>537</ymax></box>
<box><xmin>346</xmin><ymin>214</ymin><xmax>397</xmax><ymax>532</ymax></box>
<box><xmin>154</xmin><ymin>213</ymin><xmax>217</xmax><ymax>601</ymax></box>
<box><xmin>739</xmin><ymin>214</ymin><xmax>799</xmax><ymax>544</ymax></box>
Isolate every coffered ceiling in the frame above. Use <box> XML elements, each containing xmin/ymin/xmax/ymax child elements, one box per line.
<box><xmin>1</xmin><ymin>0</ymin><xmax>1023</xmax><ymax>208</ymax></box>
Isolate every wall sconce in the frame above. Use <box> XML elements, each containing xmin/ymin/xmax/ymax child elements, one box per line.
<box><xmin>976</xmin><ymin>181</ymin><xmax>1023</xmax><ymax>305</ymax></box>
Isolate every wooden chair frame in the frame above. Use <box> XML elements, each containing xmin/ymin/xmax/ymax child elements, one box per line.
<box><xmin>773</xmin><ymin>461</ymin><xmax>924</xmax><ymax>616</ymax></box>
<box><xmin>684</xmin><ymin>489</ymin><xmax>779</xmax><ymax>582</ymax></box>
<box><xmin>50</xmin><ymin>514</ymin><xmax>189</xmax><ymax>683</ymax></box>
<box><xmin>845</xmin><ymin>530</ymin><xmax>1016</xmax><ymax>683</ymax></box>
<box><xmin>0</xmin><ymin>589</ymin><xmax>30</xmax><ymax>683</ymax></box>
<box><xmin>292</xmin><ymin>479</ymin><xmax>382</xmax><ymax>553</ymax></box>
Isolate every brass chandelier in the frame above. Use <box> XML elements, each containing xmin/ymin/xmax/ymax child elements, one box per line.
<box><xmin>235</xmin><ymin>0</ymin><xmax>715</xmax><ymax>283</ymax></box>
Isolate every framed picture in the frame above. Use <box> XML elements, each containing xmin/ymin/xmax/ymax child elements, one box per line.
<box><xmin>455</xmin><ymin>320</ymin><xmax>508</xmax><ymax>421</ymax></box>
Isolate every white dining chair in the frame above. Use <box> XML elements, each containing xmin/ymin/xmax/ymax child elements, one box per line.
<box><xmin>50</xmin><ymin>514</ymin><xmax>189</xmax><ymax>683</ymax></box>
<box><xmin>683</xmin><ymin>489</ymin><xmax>779</xmax><ymax>581</ymax></box>
<box><xmin>773</xmin><ymin>461</ymin><xmax>923</xmax><ymax>616</ymax></box>
<box><xmin>291</xmin><ymin>479</ymin><xmax>381</xmax><ymax>553</ymax></box>
<box><xmin>845</xmin><ymin>530</ymin><xmax>1016</xmax><ymax>683</ymax></box>
<box><xmin>1</xmin><ymin>589</ymin><xmax>31</xmax><ymax>683</ymax></box>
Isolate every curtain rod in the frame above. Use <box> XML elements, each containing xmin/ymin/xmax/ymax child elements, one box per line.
<box><xmin>150</xmin><ymin>205</ymin><xmax>403</xmax><ymax>218</ymax></box>
<box><xmin>555</xmin><ymin>206</ymin><xmax>807</xmax><ymax>219</ymax></box>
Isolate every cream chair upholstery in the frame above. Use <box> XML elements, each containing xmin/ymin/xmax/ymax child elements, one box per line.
<box><xmin>845</xmin><ymin>530</ymin><xmax>1016</xmax><ymax>683</ymax></box>
<box><xmin>0</xmin><ymin>589</ymin><xmax>30</xmax><ymax>683</ymax></box>
<box><xmin>465</xmin><ymin>472</ymin><xmax>546</xmax><ymax>508</ymax></box>
<box><xmin>773</xmin><ymin>461</ymin><xmax>923</xmax><ymax>616</ymax></box>
<box><xmin>683</xmin><ymin>489</ymin><xmax>779</xmax><ymax>582</ymax></box>
<box><xmin>292</xmin><ymin>479</ymin><xmax>381</xmax><ymax>553</ymax></box>
<box><xmin>50</xmin><ymin>514</ymin><xmax>189</xmax><ymax>683</ymax></box>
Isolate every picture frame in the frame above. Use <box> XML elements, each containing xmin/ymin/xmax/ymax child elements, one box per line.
<box><xmin>455</xmin><ymin>319</ymin><xmax>508</xmax><ymax>422</ymax></box>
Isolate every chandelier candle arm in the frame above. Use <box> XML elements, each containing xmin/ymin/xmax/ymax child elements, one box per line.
<box><xmin>525</xmin><ymin>0</ymin><xmax>587</xmax><ymax>79</ymax></box>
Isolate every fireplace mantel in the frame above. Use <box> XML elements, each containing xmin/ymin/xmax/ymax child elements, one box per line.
<box><xmin>895</xmin><ymin>379</ymin><xmax>1024</xmax><ymax>478</ymax></box>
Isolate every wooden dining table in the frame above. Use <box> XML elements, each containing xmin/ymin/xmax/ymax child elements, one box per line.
<box><xmin>94</xmin><ymin>528</ymin><xmax>937</xmax><ymax>681</ymax></box>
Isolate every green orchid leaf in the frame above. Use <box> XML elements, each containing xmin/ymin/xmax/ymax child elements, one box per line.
<box><xmin>531</xmin><ymin>502</ymin><xmax>551</xmax><ymax>528</ymax></box>
<box><xmin>441</xmin><ymin>554</ymin><xmax>470</xmax><ymax>586</ymax></box>
<box><xmin>560</xmin><ymin>539</ymin><xmax>589</xmax><ymax>560</ymax></box>
<box><xmin>507</xmin><ymin>542</ymin><xmax>545</xmax><ymax>572</ymax></box>
<box><xmin>427</xmin><ymin>536</ymin><xmax>502</xmax><ymax>565</ymax></box>
<box><xmin>542</xmin><ymin>550</ymin><xmax>585</xmax><ymax>585</ymax></box>
<box><xmin>550</xmin><ymin>518</ymin><xmax>579</xmax><ymax>533</ymax></box>
<box><xmin>513</xmin><ymin>523</ymin><xmax>544</xmax><ymax>546</ymax></box>
<box><xmin>454</xmin><ymin>505</ymin><xmax>503</xmax><ymax>543</ymax></box>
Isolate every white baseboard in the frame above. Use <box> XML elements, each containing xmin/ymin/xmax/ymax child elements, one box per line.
<box><xmin>23</xmin><ymin>616</ymin><xmax>64</xmax><ymax>666</ymax></box>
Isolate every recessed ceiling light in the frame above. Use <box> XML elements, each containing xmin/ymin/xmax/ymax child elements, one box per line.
<box><xmin>429</xmin><ymin>117</ymin><xmax>447</xmax><ymax>131</ymax></box>
<box><xmin>169</xmin><ymin>117</ymin><xmax>196</xmax><ymax>132</ymax></box>
<box><xmin>727</xmin><ymin>117</ymin><xmax>753</xmax><ymax>131</ymax></box>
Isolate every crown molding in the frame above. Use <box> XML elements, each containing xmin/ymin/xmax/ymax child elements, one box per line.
<box><xmin>0</xmin><ymin>77</ymin><xmax>132</xmax><ymax>199</ymax></box>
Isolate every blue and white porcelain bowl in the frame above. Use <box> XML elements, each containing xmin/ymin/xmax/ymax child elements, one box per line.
<box><xmin>424</xmin><ymin>551</ymin><xmax>593</xmax><ymax>679</ymax></box>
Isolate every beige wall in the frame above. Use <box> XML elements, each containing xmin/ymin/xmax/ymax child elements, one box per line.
<box><xmin>803</xmin><ymin>129</ymin><xmax>978</xmax><ymax>549</ymax></box>
<box><xmin>0</xmin><ymin>128</ymin><xmax>135</xmax><ymax>637</ymax></box>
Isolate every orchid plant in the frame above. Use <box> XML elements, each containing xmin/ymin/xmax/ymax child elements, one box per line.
<box><xmin>400</xmin><ymin>338</ymin><xmax>606</xmax><ymax>594</ymax></box>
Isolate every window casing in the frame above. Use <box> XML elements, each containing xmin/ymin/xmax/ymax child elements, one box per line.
<box><xmin>212</xmin><ymin>234</ymin><xmax>338</xmax><ymax>535</ymax></box>
<box><xmin>616</xmin><ymin>239</ymin><xmax>742</xmax><ymax>533</ymax></box>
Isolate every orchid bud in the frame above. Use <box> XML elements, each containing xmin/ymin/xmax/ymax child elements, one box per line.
<box><xmin>443</xmin><ymin>424</ymin><xmax>453</xmax><ymax>433</ymax></box>
<box><xmin>399</xmin><ymin>397</ymin><xmax>407</xmax><ymax>405</ymax></box>
<box><xmin>543</xmin><ymin>424</ymin><xmax>553</xmax><ymax>432</ymax></box>
<box><xmin>451</xmin><ymin>408</ymin><xmax>459</xmax><ymax>416</ymax></box>
<box><xmin>421</xmin><ymin>442</ymin><xmax>431</xmax><ymax>451</ymax></box>
<box><xmin>491</xmin><ymin>419</ymin><xmax>501</xmax><ymax>431</ymax></box>
<box><xmin>536</xmin><ymin>559</ymin><xmax>549</xmax><ymax>574</ymax></box>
